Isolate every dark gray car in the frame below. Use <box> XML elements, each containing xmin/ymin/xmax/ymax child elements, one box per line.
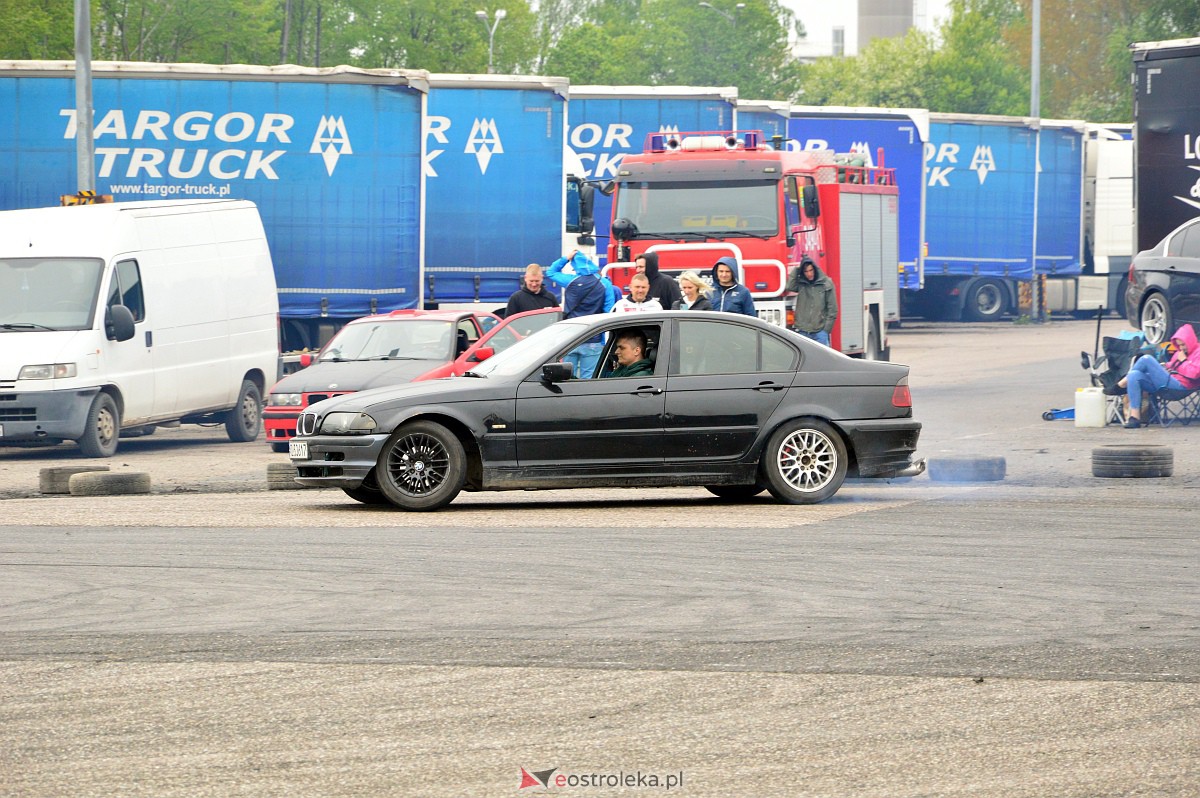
<box><xmin>1126</xmin><ymin>215</ymin><xmax>1200</xmax><ymax>343</ymax></box>
<box><xmin>288</xmin><ymin>312</ymin><xmax>922</xmax><ymax>511</ymax></box>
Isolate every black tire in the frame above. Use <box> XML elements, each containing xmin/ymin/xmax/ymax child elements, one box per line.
<box><xmin>375</xmin><ymin>420</ymin><xmax>466</xmax><ymax>511</ymax></box>
<box><xmin>270</xmin><ymin>441</ymin><xmax>290</xmax><ymax>454</ymax></box>
<box><xmin>78</xmin><ymin>393</ymin><xmax>120</xmax><ymax>458</ymax></box>
<box><xmin>760</xmin><ymin>419</ymin><xmax>848</xmax><ymax>504</ymax></box>
<box><xmin>928</xmin><ymin>456</ymin><xmax>1006</xmax><ymax>482</ymax></box>
<box><xmin>225</xmin><ymin>379</ymin><xmax>263</xmax><ymax>443</ymax></box>
<box><xmin>1138</xmin><ymin>292</ymin><xmax>1172</xmax><ymax>346</ymax></box>
<box><xmin>343</xmin><ymin>471</ymin><xmax>390</xmax><ymax>505</ymax></box>
<box><xmin>705</xmin><ymin>484</ymin><xmax>766</xmax><ymax>501</ymax></box>
<box><xmin>962</xmin><ymin>278</ymin><xmax>1008</xmax><ymax>322</ymax></box>
<box><xmin>1092</xmin><ymin>445</ymin><xmax>1174</xmax><ymax>478</ymax></box>
<box><xmin>68</xmin><ymin>471</ymin><xmax>152</xmax><ymax>496</ymax></box>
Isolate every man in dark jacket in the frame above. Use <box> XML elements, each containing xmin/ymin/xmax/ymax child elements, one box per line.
<box><xmin>635</xmin><ymin>251</ymin><xmax>682</xmax><ymax>310</ymax></box>
<box><xmin>709</xmin><ymin>256</ymin><xmax>756</xmax><ymax>316</ymax></box>
<box><xmin>786</xmin><ymin>256</ymin><xmax>837</xmax><ymax>346</ymax></box>
<box><xmin>504</xmin><ymin>263</ymin><xmax>559</xmax><ymax>317</ymax></box>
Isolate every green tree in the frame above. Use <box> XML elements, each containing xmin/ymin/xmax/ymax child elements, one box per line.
<box><xmin>0</xmin><ymin>0</ymin><xmax>75</xmax><ymax>60</ymax></box>
<box><xmin>93</xmin><ymin>0</ymin><xmax>277</xmax><ymax>63</ymax></box>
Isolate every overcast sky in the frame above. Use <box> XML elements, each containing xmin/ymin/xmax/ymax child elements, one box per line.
<box><xmin>784</xmin><ymin>0</ymin><xmax>952</xmax><ymax>56</ymax></box>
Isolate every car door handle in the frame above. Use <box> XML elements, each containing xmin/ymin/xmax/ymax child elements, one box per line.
<box><xmin>633</xmin><ymin>386</ymin><xmax>664</xmax><ymax>395</ymax></box>
<box><xmin>756</xmin><ymin>381</ymin><xmax>785</xmax><ymax>392</ymax></box>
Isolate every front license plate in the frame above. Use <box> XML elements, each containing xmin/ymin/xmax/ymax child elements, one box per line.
<box><xmin>289</xmin><ymin>440</ymin><xmax>309</xmax><ymax>460</ymax></box>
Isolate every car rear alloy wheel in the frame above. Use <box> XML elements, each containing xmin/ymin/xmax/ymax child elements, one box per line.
<box><xmin>376</xmin><ymin>420</ymin><xmax>466</xmax><ymax>511</ymax></box>
<box><xmin>1139</xmin><ymin>293</ymin><xmax>1172</xmax><ymax>346</ymax></box>
<box><xmin>762</xmin><ymin>419</ymin><xmax>848</xmax><ymax>504</ymax></box>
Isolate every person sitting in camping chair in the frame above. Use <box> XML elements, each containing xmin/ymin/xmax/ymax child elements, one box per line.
<box><xmin>1106</xmin><ymin>324</ymin><xmax>1200</xmax><ymax>428</ymax></box>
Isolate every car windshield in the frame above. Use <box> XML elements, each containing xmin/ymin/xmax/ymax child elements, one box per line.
<box><xmin>320</xmin><ymin>319</ymin><xmax>452</xmax><ymax>361</ymax></box>
<box><xmin>0</xmin><ymin>257</ymin><xmax>104</xmax><ymax>331</ymax></box>
<box><xmin>614</xmin><ymin>179</ymin><xmax>779</xmax><ymax>236</ymax></box>
<box><xmin>468</xmin><ymin>320</ymin><xmax>590</xmax><ymax>378</ymax></box>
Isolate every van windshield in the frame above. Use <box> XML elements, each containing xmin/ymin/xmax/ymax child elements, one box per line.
<box><xmin>0</xmin><ymin>258</ymin><xmax>104</xmax><ymax>331</ymax></box>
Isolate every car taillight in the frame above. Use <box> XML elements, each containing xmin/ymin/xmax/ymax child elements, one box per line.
<box><xmin>892</xmin><ymin>379</ymin><xmax>912</xmax><ymax>408</ymax></box>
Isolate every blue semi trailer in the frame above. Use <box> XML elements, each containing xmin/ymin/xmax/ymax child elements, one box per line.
<box><xmin>0</xmin><ymin>61</ymin><xmax>429</xmax><ymax>352</ymax></box>
<box><xmin>424</xmin><ymin>74</ymin><xmax>568</xmax><ymax>309</ymax></box>
<box><xmin>790</xmin><ymin>107</ymin><xmax>1092</xmax><ymax>321</ymax></box>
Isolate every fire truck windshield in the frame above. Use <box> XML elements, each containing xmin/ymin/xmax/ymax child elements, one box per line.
<box><xmin>614</xmin><ymin>179</ymin><xmax>779</xmax><ymax>238</ymax></box>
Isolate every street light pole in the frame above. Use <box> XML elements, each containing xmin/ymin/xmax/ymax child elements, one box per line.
<box><xmin>474</xmin><ymin>8</ymin><xmax>507</xmax><ymax>74</ymax></box>
<box><xmin>698</xmin><ymin>1</ymin><xmax>745</xmax><ymax>25</ymax></box>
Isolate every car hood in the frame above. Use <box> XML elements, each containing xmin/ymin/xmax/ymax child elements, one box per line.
<box><xmin>306</xmin><ymin>373</ymin><xmax>511</xmax><ymax>416</ymax></box>
<box><xmin>273</xmin><ymin>359</ymin><xmax>441</xmax><ymax>393</ymax></box>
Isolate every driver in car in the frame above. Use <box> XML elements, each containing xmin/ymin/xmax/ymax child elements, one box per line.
<box><xmin>605</xmin><ymin>329</ymin><xmax>654</xmax><ymax>378</ymax></box>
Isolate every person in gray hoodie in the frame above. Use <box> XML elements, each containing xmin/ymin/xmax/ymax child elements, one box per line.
<box><xmin>786</xmin><ymin>256</ymin><xmax>837</xmax><ymax>346</ymax></box>
<box><xmin>708</xmin><ymin>256</ymin><xmax>756</xmax><ymax>316</ymax></box>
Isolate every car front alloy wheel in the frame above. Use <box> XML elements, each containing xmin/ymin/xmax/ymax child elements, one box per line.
<box><xmin>376</xmin><ymin>420</ymin><xmax>466</xmax><ymax>511</ymax></box>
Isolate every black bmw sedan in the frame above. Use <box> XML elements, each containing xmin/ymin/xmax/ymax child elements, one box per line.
<box><xmin>288</xmin><ymin>311</ymin><xmax>922</xmax><ymax>510</ymax></box>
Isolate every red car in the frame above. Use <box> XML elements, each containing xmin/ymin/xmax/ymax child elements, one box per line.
<box><xmin>263</xmin><ymin>307</ymin><xmax>561</xmax><ymax>451</ymax></box>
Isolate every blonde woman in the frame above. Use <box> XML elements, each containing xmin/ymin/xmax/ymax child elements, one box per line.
<box><xmin>673</xmin><ymin>271</ymin><xmax>714</xmax><ymax>310</ymax></box>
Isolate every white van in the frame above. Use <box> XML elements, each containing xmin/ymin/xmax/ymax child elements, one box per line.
<box><xmin>0</xmin><ymin>199</ymin><xmax>280</xmax><ymax>457</ymax></box>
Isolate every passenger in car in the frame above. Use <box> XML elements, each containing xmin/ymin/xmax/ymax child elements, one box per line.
<box><xmin>1107</xmin><ymin>324</ymin><xmax>1200</xmax><ymax>428</ymax></box>
<box><xmin>605</xmin><ymin>329</ymin><xmax>654</xmax><ymax>378</ymax></box>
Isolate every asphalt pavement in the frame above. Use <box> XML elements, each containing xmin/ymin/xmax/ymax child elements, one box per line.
<box><xmin>1</xmin><ymin>318</ymin><xmax>1197</xmax><ymax>797</ymax></box>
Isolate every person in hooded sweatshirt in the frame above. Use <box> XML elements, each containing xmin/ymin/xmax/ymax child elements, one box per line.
<box><xmin>634</xmin><ymin>252</ymin><xmax>682</xmax><ymax>310</ymax></box>
<box><xmin>545</xmin><ymin>249</ymin><xmax>618</xmax><ymax>378</ymax></box>
<box><xmin>708</xmin><ymin>256</ymin><xmax>756</xmax><ymax>316</ymax></box>
<box><xmin>1107</xmin><ymin>323</ymin><xmax>1200</xmax><ymax>428</ymax></box>
<box><xmin>786</xmin><ymin>256</ymin><xmax>838</xmax><ymax>346</ymax></box>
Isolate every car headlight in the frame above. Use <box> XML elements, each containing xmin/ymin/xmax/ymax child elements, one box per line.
<box><xmin>19</xmin><ymin>363</ymin><xmax>77</xmax><ymax>379</ymax></box>
<box><xmin>269</xmin><ymin>393</ymin><xmax>303</xmax><ymax>407</ymax></box>
<box><xmin>319</xmin><ymin>411</ymin><xmax>377</xmax><ymax>435</ymax></box>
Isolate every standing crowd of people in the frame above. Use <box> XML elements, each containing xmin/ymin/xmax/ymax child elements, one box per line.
<box><xmin>504</xmin><ymin>250</ymin><xmax>837</xmax><ymax>346</ymax></box>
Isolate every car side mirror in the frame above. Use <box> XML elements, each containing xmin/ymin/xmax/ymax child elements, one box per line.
<box><xmin>542</xmin><ymin>362</ymin><xmax>573</xmax><ymax>382</ymax></box>
<box><xmin>299</xmin><ymin>353</ymin><xmax>313</xmax><ymax>368</ymax></box>
<box><xmin>105</xmin><ymin>304</ymin><xmax>136</xmax><ymax>342</ymax></box>
<box><xmin>472</xmin><ymin>346</ymin><xmax>495</xmax><ymax>362</ymax></box>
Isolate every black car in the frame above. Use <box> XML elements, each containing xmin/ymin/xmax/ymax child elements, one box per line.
<box><xmin>1126</xmin><ymin>215</ymin><xmax>1200</xmax><ymax>344</ymax></box>
<box><xmin>289</xmin><ymin>311</ymin><xmax>922</xmax><ymax>510</ymax></box>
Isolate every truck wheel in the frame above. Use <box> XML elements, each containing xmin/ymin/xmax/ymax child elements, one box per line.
<box><xmin>225</xmin><ymin>380</ymin><xmax>263</xmax><ymax>443</ymax></box>
<box><xmin>78</xmin><ymin>393</ymin><xmax>120</xmax><ymax>458</ymax></box>
<box><xmin>1139</xmin><ymin>293</ymin><xmax>1172</xmax><ymax>345</ymax></box>
<box><xmin>376</xmin><ymin>421</ymin><xmax>466</xmax><ymax>511</ymax></box>
<box><xmin>962</xmin><ymin>278</ymin><xmax>1007</xmax><ymax>322</ymax></box>
<box><xmin>760</xmin><ymin>419</ymin><xmax>848</xmax><ymax>504</ymax></box>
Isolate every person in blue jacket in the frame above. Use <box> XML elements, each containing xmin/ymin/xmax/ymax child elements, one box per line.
<box><xmin>708</xmin><ymin>256</ymin><xmax>756</xmax><ymax>316</ymax></box>
<box><xmin>545</xmin><ymin>250</ymin><xmax>618</xmax><ymax>378</ymax></box>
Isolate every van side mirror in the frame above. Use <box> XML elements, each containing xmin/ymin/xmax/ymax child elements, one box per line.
<box><xmin>105</xmin><ymin>304</ymin><xmax>136</xmax><ymax>342</ymax></box>
<box><xmin>803</xmin><ymin>184</ymin><xmax>820</xmax><ymax>219</ymax></box>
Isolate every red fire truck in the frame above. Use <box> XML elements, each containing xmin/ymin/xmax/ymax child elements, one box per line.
<box><xmin>604</xmin><ymin>131</ymin><xmax>899</xmax><ymax>359</ymax></box>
